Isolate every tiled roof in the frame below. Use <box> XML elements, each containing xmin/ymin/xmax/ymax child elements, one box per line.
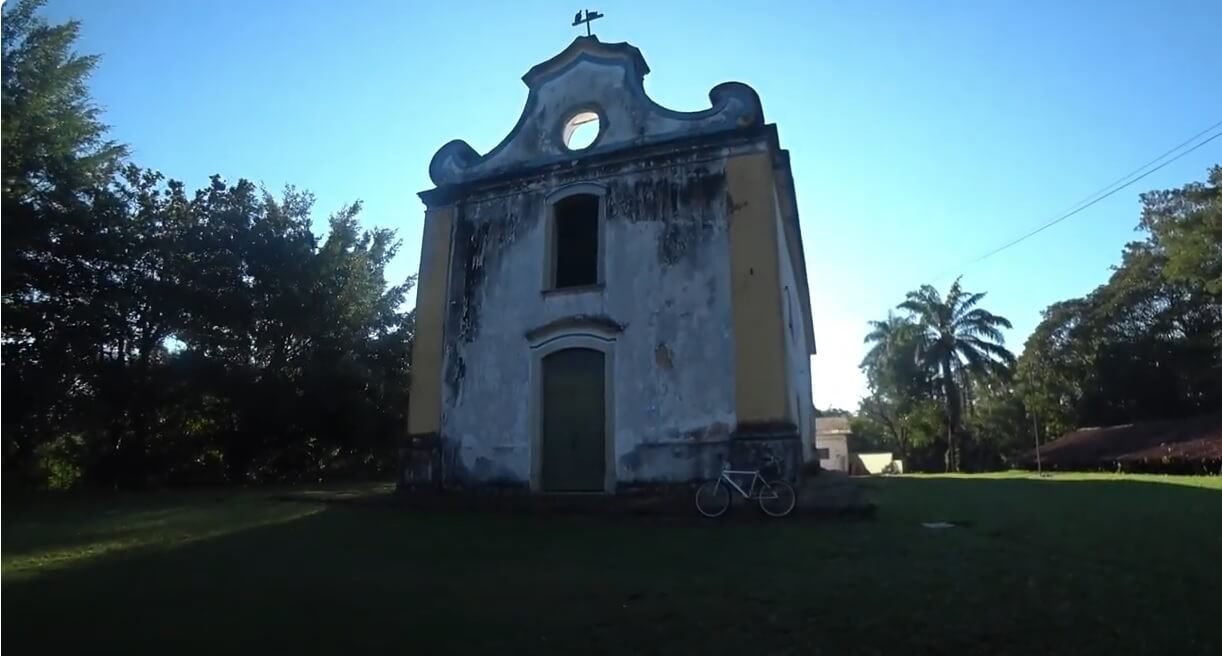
<box><xmin>1019</xmin><ymin>412</ymin><xmax>1222</xmax><ymax>467</ymax></box>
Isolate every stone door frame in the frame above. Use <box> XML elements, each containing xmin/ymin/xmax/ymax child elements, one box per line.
<box><xmin>527</xmin><ymin>327</ymin><xmax>617</xmax><ymax>493</ymax></box>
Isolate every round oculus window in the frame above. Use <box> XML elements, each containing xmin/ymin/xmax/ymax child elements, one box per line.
<box><xmin>562</xmin><ymin>111</ymin><xmax>601</xmax><ymax>150</ymax></box>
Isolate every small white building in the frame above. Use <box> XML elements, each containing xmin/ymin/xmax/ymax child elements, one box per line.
<box><xmin>814</xmin><ymin>417</ymin><xmax>851</xmax><ymax>473</ymax></box>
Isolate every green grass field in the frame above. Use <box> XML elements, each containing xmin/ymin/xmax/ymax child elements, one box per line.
<box><xmin>5</xmin><ymin>474</ymin><xmax>1221</xmax><ymax>655</ymax></box>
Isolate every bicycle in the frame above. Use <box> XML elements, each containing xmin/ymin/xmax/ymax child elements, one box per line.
<box><xmin>695</xmin><ymin>460</ymin><xmax>796</xmax><ymax>518</ymax></box>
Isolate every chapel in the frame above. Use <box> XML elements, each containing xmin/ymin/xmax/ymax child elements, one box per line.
<box><xmin>403</xmin><ymin>36</ymin><xmax>815</xmax><ymax>492</ymax></box>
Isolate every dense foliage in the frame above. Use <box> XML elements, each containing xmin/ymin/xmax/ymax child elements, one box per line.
<box><xmin>1018</xmin><ymin>166</ymin><xmax>1222</xmax><ymax>440</ymax></box>
<box><xmin>855</xmin><ymin>165</ymin><xmax>1222</xmax><ymax>471</ymax></box>
<box><xmin>853</xmin><ymin>281</ymin><xmax>1016</xmax><ymax>471</ymax></box>
<box><xmin>2</xmin><ymin>1</ymin><xmax>414</xmax><ymax>489</ymax></box>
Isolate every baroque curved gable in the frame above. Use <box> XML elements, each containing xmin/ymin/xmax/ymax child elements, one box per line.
<box><xmin>427</xmin><ymin>36</ymin><xmax>765</xmax><ymax>188</ymax></box>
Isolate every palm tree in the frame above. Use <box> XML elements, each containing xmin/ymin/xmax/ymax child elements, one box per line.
<box><xmin>861</xmin><ymin>312</ymin><xmax>914</xmax><ymax>373</ymax></box>
<box><xmin>862</xmin><ymin>312</ymin><xmax>930</xmax><ymax>397</ymax></box>
<box><xmin>898</xmin><ymin>278</ymin><xmax>1015</xmax><ymax>471</ymax></box>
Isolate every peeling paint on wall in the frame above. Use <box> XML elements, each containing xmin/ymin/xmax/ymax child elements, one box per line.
<box><xmin>438</xmin><ymin>147</ymin><xmax>743</xmax><ymax>488</ymax></box>
<box><xmin>409</xmin><ymin>37</ymin><xmax>813</xmax><ymax>492</ymax></box>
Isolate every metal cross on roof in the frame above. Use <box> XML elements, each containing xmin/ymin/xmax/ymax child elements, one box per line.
<box><xmin>572</xmin><ymin>9</ymin><xmax>604</xmax><ymax>37</ymax></box>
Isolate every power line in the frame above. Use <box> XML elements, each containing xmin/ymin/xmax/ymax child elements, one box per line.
<box><xmin>963</xmin><ymin>131</ymin><xmax>1220</xmax><ymax>266</ymax></box>
<box><xmin>1052</xmin><ymin>119</ymin><xmax>1222</xmax><ymax>216</ymax></box>
<box><xmin>937</xmin><ymin>122</ymin><xmax>1222</xmax><ymax>279</ymax></box>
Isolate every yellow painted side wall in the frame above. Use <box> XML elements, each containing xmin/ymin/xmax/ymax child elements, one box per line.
<box><xmin>725</xmin><ymin>153</ymin><xmax>790</xmax><ymax>424</ymax></box>
<box><xmin>406</xmin><ymin>205</ymin><xmax>454</xmax><ymax>436</ymax></box>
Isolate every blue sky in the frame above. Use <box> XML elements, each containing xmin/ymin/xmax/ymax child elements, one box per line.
<box><xmin>43</xmin><ymin>0</ymin><xmax>1222</xmax><ymax>410</ymax></box>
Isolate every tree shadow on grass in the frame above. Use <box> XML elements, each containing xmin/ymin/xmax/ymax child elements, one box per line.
<box><xmin>3</xmin><ymin>496</ymin><xmax>887</xmax><ymax>655</ymax></box>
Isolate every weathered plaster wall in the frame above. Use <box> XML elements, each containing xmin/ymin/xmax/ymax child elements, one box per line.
<box><xmin>439</xmin><ymin>152</ymin><xmax>742</xmax><ymax>487</ymax></box>
<box><xmin>774</xmin><ymin>187</ymin><xmax>814</xmax><ymax>464</ymax></box>
<box><xmin>428</xmin><ymin>37</ymin><xmax>765</xmax><ymax>188</ymax></box>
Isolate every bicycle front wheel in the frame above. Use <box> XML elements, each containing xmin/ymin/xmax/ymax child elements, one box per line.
<box><xmin>695</xmin><ymin>480</ymin><xmax>731</xmax><ymax>518</ymax></box>
<box><xmin>758</xmin><ymin>480</ymin><xmax>796</xmax><ymax>517</ymax></box>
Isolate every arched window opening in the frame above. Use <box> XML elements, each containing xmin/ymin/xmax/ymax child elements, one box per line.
<box><xmin>551</xmin><ymin>194</ymin><xmax>599</xmax><ymax>289</ymax></box>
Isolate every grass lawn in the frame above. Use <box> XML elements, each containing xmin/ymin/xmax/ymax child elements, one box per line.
<box><xmin>4</xmin><ymin>474</ymin><xmax>1221</xmax><ymax>655</ymax></box>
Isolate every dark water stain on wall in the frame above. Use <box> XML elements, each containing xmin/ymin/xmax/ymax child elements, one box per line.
<box><xmin>444</xmin><ymin>192</ymin><xmax>546</xmax><ymax>400</ymax></box>
<box><xmin>448</xmin><ymin>193</ymin><xmax>544</xmax><ymax>345</ymax></box>
<box><xmin>656</xmin><ymin>169</ymin><xmax>724</xmax><ymax>266</ymax></box>
<box><xmin>655</xmin><ymin>342</ymin><xmax>674</xmax><ymax>371</ymax></box>
<box><xmin>616</xmin><ymin>437</ymin><xmax>732</xmax><ymax>483</ymax></box>
<box><xmin>456</xmin><ymin>218</ymin><xmax>490</xmax><ymax>344</ymax></box>
<box><xmin>603</xmin><ymin>166</ymin><xmax>727</xmax><ymax>267</ymax></box>
<box><xmin>442</xmin><ymin>153</ymin><xmax>729</xmax><ymax>422</ymax></box>
<box><xmin>444</xmin><ymin>351</ymin><xmax>465</xmax><ymax>405</ymax></box>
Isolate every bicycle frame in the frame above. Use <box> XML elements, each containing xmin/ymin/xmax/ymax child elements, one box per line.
<box><xmin>719</xmin><ymin>469</ymin><xmax>776</xmax><ymax>500</ymax></box>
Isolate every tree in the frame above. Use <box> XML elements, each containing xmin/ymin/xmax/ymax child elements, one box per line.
<box><xmin>858</xmin><ymin>312</ymin><xmax>939</xmax><ymax>464</ymax></box>
<box><xmin>1014</xmin><ymin>298</ymin><xmax>1089</xmax><ymax>440</ymax></box>
<box><xmin>813</xmin><ymin>407</ymin><xmax>852</xmax><ymax>418</ymax></box>
<box><xmin>860</xmin><ymin>168</ymin><xmax>1219</xmax><ymax>473</ymax></box>
<box><xmin>966</xmin><ymin>380</ymin><xmax>1031</xmax><ymax>469</ymax></box>
<box><xmin>2</xmin><ymin>0</ymin><xmax>126</xmax><ymax>201</ymax></box>
<box><xmin>898</xmin><ymin>278</ymin><xmax>1015</xmax><ymax>471</ymax></box>
<box><xmin>862</xmin><ymin>313</ymin><xmax>912</xmax><ymax>373</ymax></box>
<box><xmin>1016</xmin><ymin>167</ymin><xmax>1222</xmax><ymax>437</ymax></box>
<box><xmin>1138</xmin><ymin>165</ymin><xmax>1222</xmax><ymax>295</ymax></box>
<box><xmin>862</xmin><ymin>312</ymin><xmax>930</xmax><ymax>398</ymax></box>
<box><xmin>1</xmin><ymin>1</ymin><xmax>417</xmax><ymax>488</ymax></box>
<box><xmin>854</xmin><ymin>394</ymin><xmax>943</xmax><ymax>464</ymax></box>
<box><xmin>2</xmin><ymin>0</ymin><xmax>131</xmax><ymax>481</ymax></box>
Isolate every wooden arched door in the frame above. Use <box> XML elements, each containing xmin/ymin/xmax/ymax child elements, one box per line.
<box><xmin>541</xmin><ymin>347</ymin><xmax>606</xmax><ymax>491</ymax></box>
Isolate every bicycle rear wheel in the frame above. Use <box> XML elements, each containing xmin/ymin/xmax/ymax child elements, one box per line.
<box><xmin>695</xmin><ymin>480</ymin><xmax>731</xmax><ymax>518</ymax></box>
<box><xmin>758</xmin><ymin>480</ymin><xmax>796</xmax><ymax>517</ymax></box>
